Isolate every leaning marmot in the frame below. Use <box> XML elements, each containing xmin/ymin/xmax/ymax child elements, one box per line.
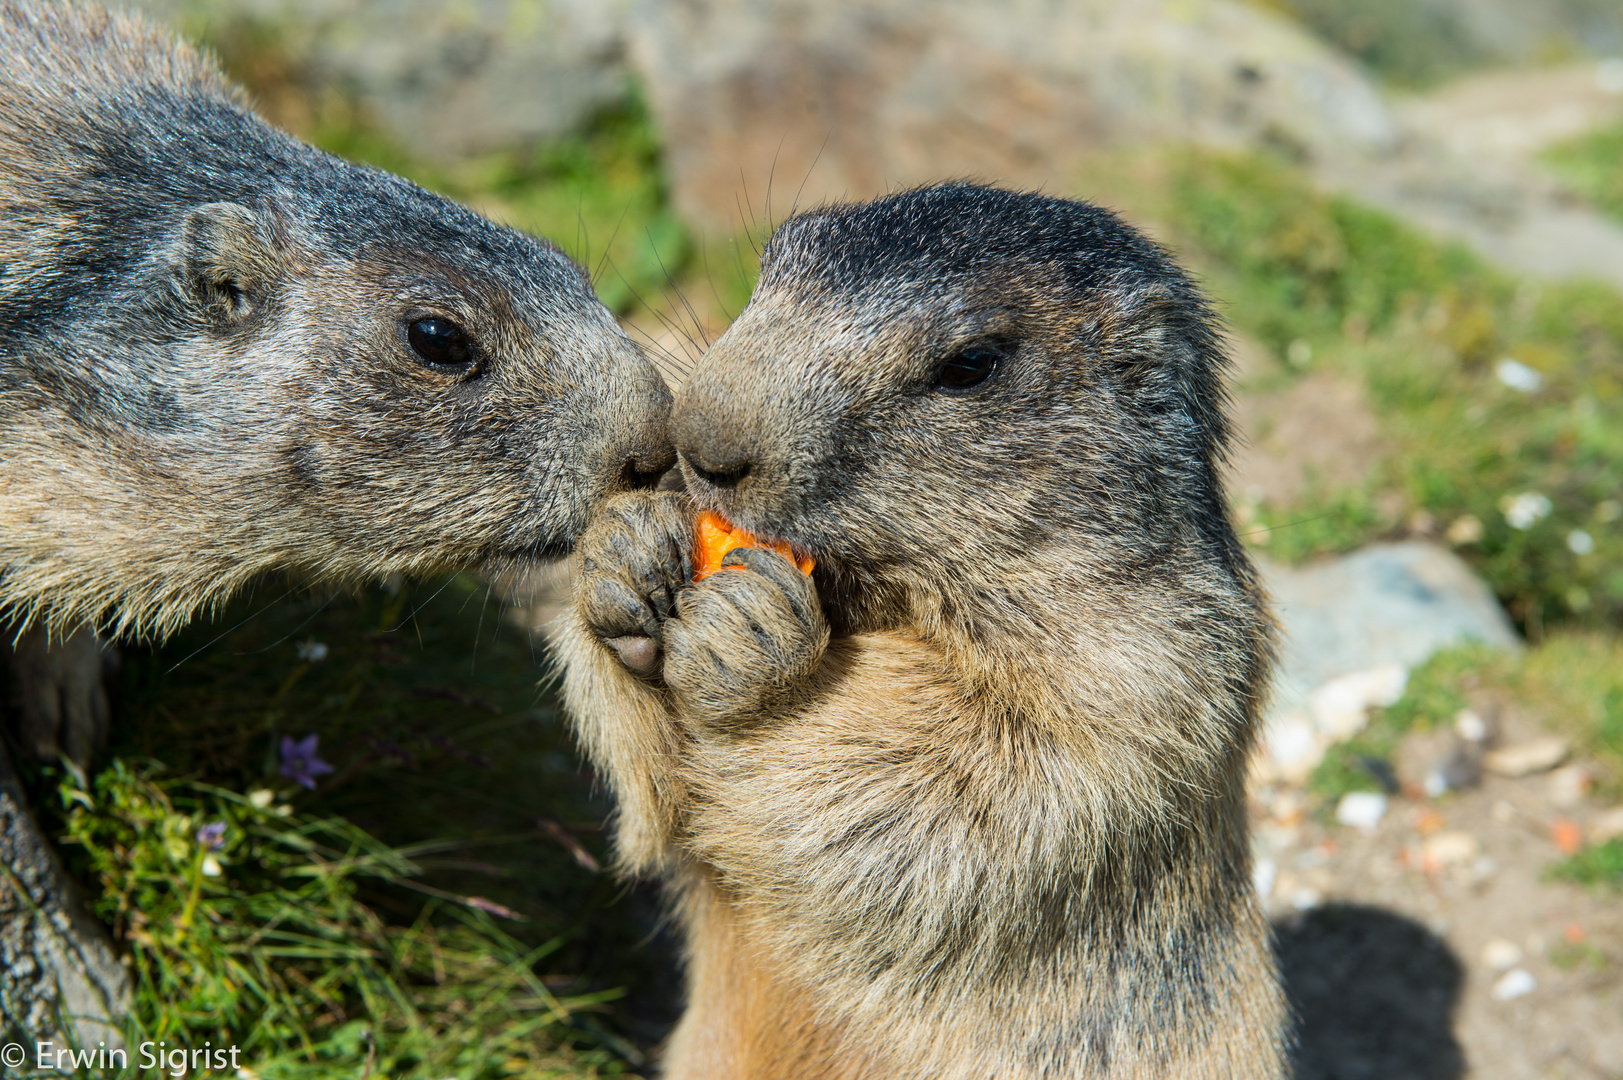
<box><xmin>1</xmin><ymin>0</ymin><xmax>673</xmax><ymax>754</ymax></box>
<box><xmin>565</xmin><ymin>184</ymin><xmax>1287</xmax><ymax>1077</ymax></box>
<box><xmin>0</xmin><ymin>0</ymin><xmax>671</xmax><ymax>1041</ymax></box>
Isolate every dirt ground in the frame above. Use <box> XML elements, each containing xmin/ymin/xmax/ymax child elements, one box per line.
<box><xmin>1225</xmin><ymin>346</ymin><xmax>1622</xmax><ymax>1077</ymax></box>
<box><xmin>1255</xmin><ymin>727</ymin><xmax>1623</xmax><ymax>1079</ymax></box>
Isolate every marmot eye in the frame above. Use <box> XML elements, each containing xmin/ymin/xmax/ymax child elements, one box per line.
<box><xmin>934</xmin><ymin>343</ymin><xmax>1002</xmax><ymax>391</ymax></box>
<box><xmin>407</xmin><ymin>317</ymin><xmax>475</xmax><ymax>370</ymax></box>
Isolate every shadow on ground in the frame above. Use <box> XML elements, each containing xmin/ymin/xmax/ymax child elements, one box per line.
<box><xmin>1278</xmin><ymin>904</ymin><xmax>1465</xmax><ymax>1080</ymax></box>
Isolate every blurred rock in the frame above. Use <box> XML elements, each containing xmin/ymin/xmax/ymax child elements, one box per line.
<box><xmin>624</xmin><ymin>0</ymin><xmax>1397</xmax><ymax>233</ymax></box>
<box><xmin>130</xmin><ymin>0</ymin><xmax>632</xmax><ymax>159</ymax></box>
<box><xmin>1421</xmin><ymin>829</ymin><xmax>1480</xmax><ymax>871</ymax></box>
<box><xmin>1336</xmin><ymin>791</ymin><xmax>1388</xmax><ymax>830</ymax></box>
<box><xmin>1309</xmin><ymin>664</ymin><xmax>1408</xmax><ymax>740</ymax></box>
<box><xmin>1589</xmin><ymin>806</ymin><xmax>1623</xmax><ymax>844</ymax></box>
<box><xmin>1397</xmin><ymin>729</ymin><xmax>1483</xmax><ymax>797</ymax></box>
<box><xmin>1491</xmin><ymin>967</ymin><xmax>1536</xmax><ymax>1001</ymax></box>
<box><xmin>1546</xmin><ymin>764</ymin><xmax>1593</xmax><ymax>807</ymax></box>
<box><xmin>1339</xmin><ymin>60</ymin><xmax>1623</xmax><ymax>292</ymax></box>
<box><xmin>1258</xmin><ymin>543</ymin><xmax>1520</xmax><ymax>782</ymax></box>
<box><xmin>1454</xmin><ymin>707</ymin><xmax>1494</xmax><ymax>744</ymax></box>
<box><xmin>1481</xmin><ymin>937</ymin><xmax>1522</xmax><ymax>972</ymax></box>
<box><xmin>1482</xmin><ymin>736</ymin><xmax>1570</xmax><ymax>778</ymax></box>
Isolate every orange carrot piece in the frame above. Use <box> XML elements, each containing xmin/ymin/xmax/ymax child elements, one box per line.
<box><xmin>693</xmin><ymin>510</ymin><xmax>814</xmax><ymax>581</ymax></box>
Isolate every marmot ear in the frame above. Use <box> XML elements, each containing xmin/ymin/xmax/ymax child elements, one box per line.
<box><xmin>180</xmin><ymin>202</ymin><xmax>281</xmax><ymax>324</ymax></box>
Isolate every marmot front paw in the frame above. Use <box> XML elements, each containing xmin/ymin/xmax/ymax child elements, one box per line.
<box><xmin>577</xmin><ymin>491</ymin><xmax>694</xmax><ymax>677</ymax></box>
<box><xmin>663</xmin><ymin>545</ymin><xmax>829</xmax><ymax>730</ymax></box>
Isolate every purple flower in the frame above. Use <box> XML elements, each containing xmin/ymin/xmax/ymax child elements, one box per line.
<box><xmin>279</xmin><ymin>734</ymin><xmax>335</xmax><ymax>790</ymax></box>
<box><xmin>196</xmin><ymin>821</ymin><xmax>226</xmax><ymax>850</ymax></box>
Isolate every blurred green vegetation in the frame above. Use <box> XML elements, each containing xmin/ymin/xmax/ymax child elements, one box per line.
<box><xmin>1155</xmin><ymin>149</ymin><xmax>1623</xmax><ymax>633</ymax></box>
<box><xmin>1546</xmin><ymin>119</ymin><xmax>1623</xmax><ymax>224</ymax></box>
<box><xmin>49</xmin><ymin>763</ymin><xmax>618</xmax><ymax>1079</ymax></box>
<box><xmin>316</xmin><ymin>92</ymin><xmax>694</xmax><ymax>317</ymax></box>
<box><xmin>1248</xmin><ymin>0</ymin><xmax>1614</xmax><ymax>86</ymax></box>
<box><xmin>198</xmin><ymin>15</ymin><xmax>694</xmax><ymax>317</ymax></box>
<box><xmin>1253</xmin><ymin>0</ymin><xmax>1491</xmax><ymax>87</ymax></box>
<box><xmin>1548</xmin><ymin>838</ymin><xmax>1623</xmax><ymax>889</ymax></box>
<box><xmin>1307</xmin><ymin>635</ymin><xmax>1623</xmax><ymax>814</ymax></box>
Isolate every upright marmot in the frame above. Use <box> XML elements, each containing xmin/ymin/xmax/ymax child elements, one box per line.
<box><xmin>565</xmin><ymin>184</ymin><xmax>1287</xmax><ymax>1078</ymax></box>
<box><xmin>0</xmin><ymin>0</ymin><xmax>673</xmax><ymax>756</ymax></box>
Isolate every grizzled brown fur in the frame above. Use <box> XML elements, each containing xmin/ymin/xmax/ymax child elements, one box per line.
<box><xmin>564</xmin><ymin>184</ymin><xmax>1288</xmax><ymax>1078</ymax></box>
<box><xmin>0</xmin><ymin>0</ymin><xmax>674</xmax><ymax>637</ymax></box>
<box><xmin>0</xmin><ymin>0</ymin><xmax>673</xmax><ymax>755</ymax></box>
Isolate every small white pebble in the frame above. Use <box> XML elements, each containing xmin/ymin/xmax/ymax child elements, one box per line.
<box><xmin>1567</xmin><ymin>529</ymin><xmax>1595</xmax><ymax>556</ymax></box>
<box><xmin>1482</xmin><ymin>938</ymin><xmax>1523</xmax><ymax>971</ymax></box>
<box><xmin>1483</xmin><ymin>736</ymin><xmax>1570</xmax><ymax>777</ymax></box>
<box><xmin>1336</xmin><ymin>791</ymin><xmax>1387</xmax><ymax>830</ymax></box>
<box><xmin>1492</xmin><ymin>968</ymin><xmax>1536</xmax><ymax>1001</ymax></box>
<box><xmin>1422</xmin><ymin>830</ymin><xmax>1481</xmax><ymax>869</ymax></box>
<box><xmin>1500</xmin><ymin>492</ymin><xmax>1552</xmax><ymax>530</ymax></box>
<box><xmin>1599</xmin><ymin>56</ymin><xmax>1623</xmax><ymax>94</ymax></box>
<box><xmin>1547</xmin><ymin>765</ymin><xmax>1593</xmax><ymax>808</ymax></box>
<box><xmin>1445</xmin><ymin>515</ymin><xmax>1483</xmax><ymax>545</ymax></box>
<box><xmin>1588</xmin><ymin>805</ymin><xmax>1623</xmax><ymax>844</ymax></box>
<box><xmin>1454</xmin><ymin>709</ymin><xmax>1488</xmax><ymax>742</ymax></box>
<box><xmin>1253</xmin><ymin>857</ymin><xmax>1278</xmax><ymax>903</ymax></box>
<box><xmin>1494</xmin><ymin>358</ymin><xmax>1542</xmax><ymax>392</ymax></box>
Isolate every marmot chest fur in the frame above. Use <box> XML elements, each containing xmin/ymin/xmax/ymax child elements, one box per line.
<box><xmin>0</xmin><ymin>0</ymin><xmax>673</xmax><ymax>647</ymax></box>
<box><xmin>566</xmin><ymin>184</ymin><xmax>1287</xmax><ymax>1078</ymax></box>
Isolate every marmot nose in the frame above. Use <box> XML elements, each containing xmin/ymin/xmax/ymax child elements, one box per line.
<box><xmin>620</xmin><ymin>446</ymin><xmax>677</xmax><ymax>491</ymax></box>
<box><xmin>685</xmin><ymin>451</ymin><xmax>751</xmax><ymax>491</ymax></box>
<box><xmin>607</xmin><ymin>368</ymin><xmax>677</xmax><ymax>492</ymax></box>
<box><xmin>672</xmin><ymin>362</ymin><xmax>770</xmax><ymax>494</ymax></box>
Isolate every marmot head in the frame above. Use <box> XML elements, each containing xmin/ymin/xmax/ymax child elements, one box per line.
<box><xmin>0</xmin><ymin>2</ymin><xmax>674</xmax><ymax>632</ymax></box>
<box><xmin>151</xmin><ymin>172</ymin><xmax>679</xmax><ymax>569</ymax></box>
<box><xmin>672</xmin><ymin>183</ymin><xmax>1241</xmax><ymax>633</ymax></box>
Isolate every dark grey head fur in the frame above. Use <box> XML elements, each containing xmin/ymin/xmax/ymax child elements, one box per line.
<box><xmin>0</xmin><ymin>1</ymin><xmax>673</xmax><ymax>637</ymax></box>
<box><xmin>675</xmin><ymin>182</ymin><xmax>1251</xmax><ymax>636</ymax></box>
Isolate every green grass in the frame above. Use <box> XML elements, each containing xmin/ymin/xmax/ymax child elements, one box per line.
<box><xmin>20</xmin><ymin>578</ymin><xmax>670</xmax><ymax>1078</ymax></box>
<box><xmin>1139</xmin><ymin>149</ymin><xmax>1623</xmax><ymax>632</ymax></box>
<box><xmin>1308</xmin><ymin>634</ymin><xmax>1623</xmax><ymax>809</ymax></box>
<box><xmin>45</xmin><ymin>762</ymin><xmax>618</xmax><ymax>1079</ymax></box>
<box><xmin>1546</xmin><ymin>120</ymin><xmax>1623</xmax><ymax>225</ymax></box>
<box><xmin>1548</xmin><ymin>839</ymin><xmax>1623</xmax><ymax>890</ymax></box>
